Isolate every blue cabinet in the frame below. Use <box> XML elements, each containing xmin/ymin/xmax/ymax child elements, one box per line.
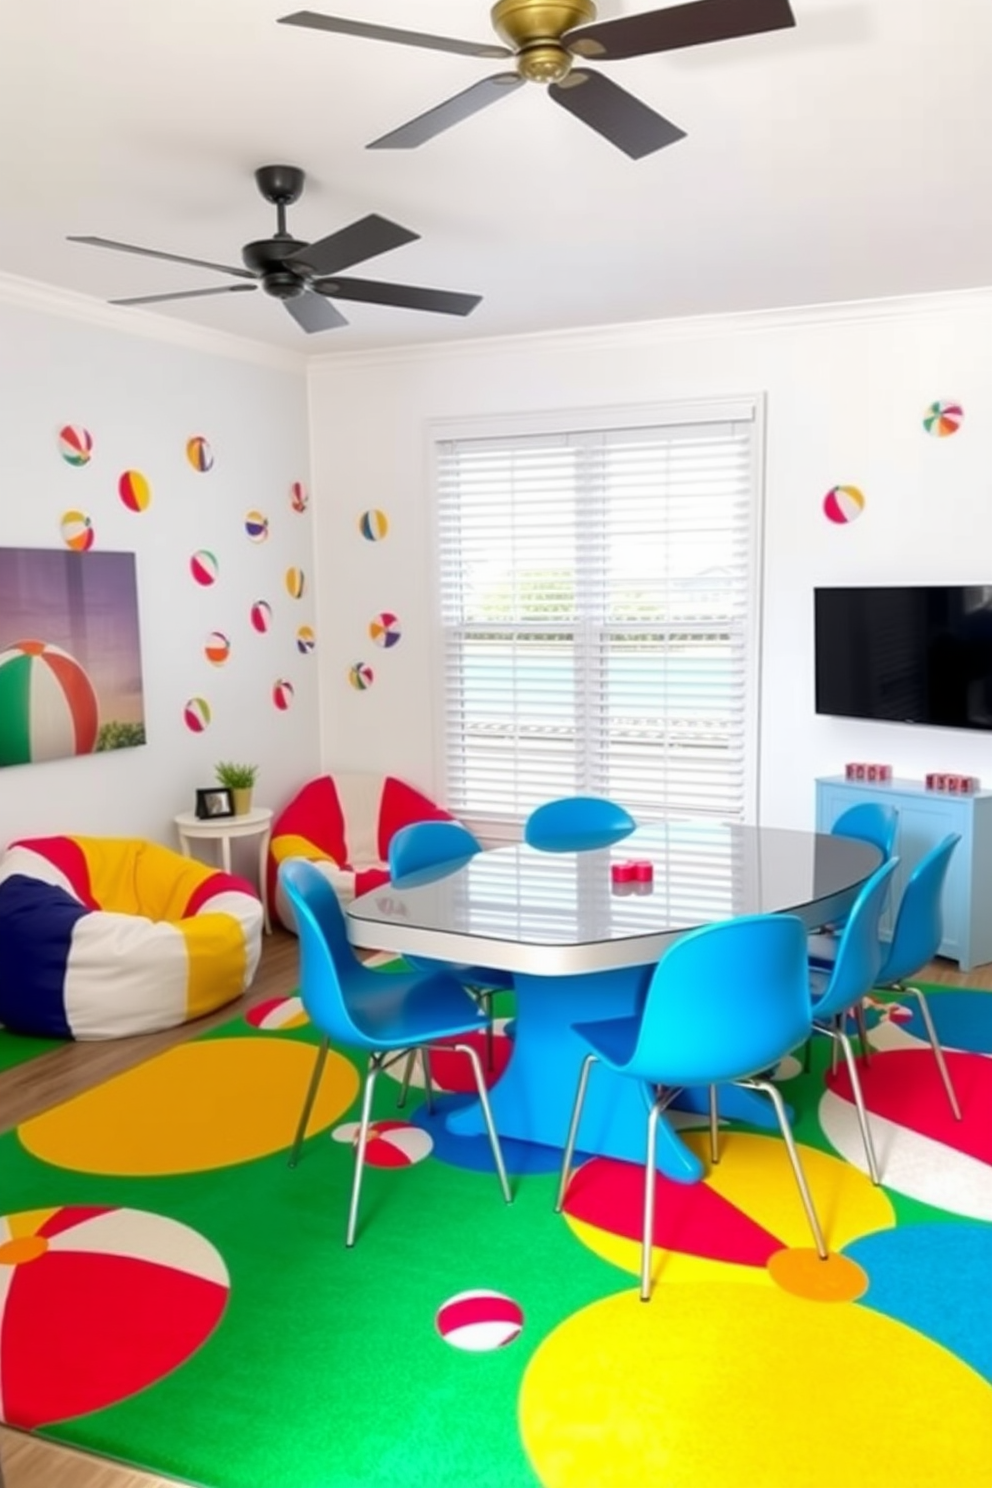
<box><xmin>815</xmin><ymin>775</ymin><xmax>992</xmax><ymax>971</ymax></box>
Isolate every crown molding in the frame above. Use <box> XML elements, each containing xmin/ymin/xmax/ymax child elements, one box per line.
<box><xmin>0</xmin><ymin>270</ymin><xmax>306</xmax><ymax>373</ymax></box>
<box><xmin>307</xmin><ymin>283</ymin><xmax>992</xmax><ymax>372</ymax></box>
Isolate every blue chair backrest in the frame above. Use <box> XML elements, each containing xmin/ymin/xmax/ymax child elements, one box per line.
<box><xmin>626</xmin><ymin>914</ymin><xmax>811</xmax><ymax>1087</ymax></box>
<box><xmin>878</xmin><ymin>833</ymin><xmax>961</xmax><ymax>986</ymax></box>
<box><xmin>808</xmin><ymin>857</ymin><xmax>899</xmax><ymax>1019</ymax></box>
<box><xmin>278</xmin><ymin>858</ymin><xmax>368</xmax><ymax>1046</ymax></box>
<box><xmin>831</xmin><ymin>802</ymin><xmax>898</xmax><ymax>861</ymax></box>
<box><xmin>524</xmin><ymin>796</ymin><xmax>635</xmax><ymax>852</ymax></box>
<box><xmin>389</xmin><ymin>819</ymin><xmax>482</xmax><ymax>881</ymax></box>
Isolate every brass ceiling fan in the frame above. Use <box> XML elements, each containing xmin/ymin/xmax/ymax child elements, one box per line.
<box><xmin>279</xmin><ymin>0</ymin><xmax>797</xmax><ymax>159</ymax></box>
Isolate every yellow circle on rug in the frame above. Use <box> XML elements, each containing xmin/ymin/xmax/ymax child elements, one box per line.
<box><xmin>18</xmin><ymin>1038</ymin><xmax>359</xmax><ymax>1176</ymax></box>
<box><xmin>519</xmin><ymin>1284</ymin><xmax>992</xmax><ymax>1488</ymax></box>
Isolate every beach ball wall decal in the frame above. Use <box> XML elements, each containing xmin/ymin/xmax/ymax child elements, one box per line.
<box><xmin>369</xmin><ymin>612</ymin><xmax>401</xmax><ymax>648</ymax></box>
<box><xmin>285</xmin><ymin>567</ymin><xmax>305</xmax><ymax>599</ymax></box>
<box><xmin>296</xmin><ymin>625</ymin><xmax>316</xmax><ymax>655</ymax></box>
<box><xmin>0</xmin><ymin>641</ymin><xmax>99</xmax><ymax>766</ymax></box>
<box><xmin>435</xmin><ymin>1290</ymin><xmax>524</xmax><ymax>1352</ymax></box>
<box><xmin>359</xmin><ymin>508</ymin><xmax>389</xmax><ymax>541</ymax></box>
<box><xmin>189</xmin><ymin>550</ymin><xmax>219</xmax><ymax>587</ymax></box>
<box><xmin>349</xmin><ymin>662</ymin><xmax>374</xmax><ymax>691</ymax></box>
<box><xmin>60</xmin><ymin>510</ymin><xmax>94</xmax><ymax>552</ymax></box>
<box><xmin>290</xmin><ymin>481</ymin><xmax>309</xmax><ymax>513</ymax></box>
<box><xmin>58</xmin><ymin>425</ymin><xmax>93</xmax><ymax>466</ymax></box>
<box><xmin>183</xmin><ymin>696</ymin><xmax>211</xmax><ymax>733</ymax></box>
<box><xmin>250</xmin><ymin>600</ymin><xmax>272</xmax><ymax>634</ymax></box>
<box><xmin>823</xmin><ymin>485</ymin><xmax>865</xmax><ymax>525</ymax></box>
<box><xmin>204</xmin><ymin>632</ymin><xmax>230</xmax><ymax>666</ymax></box>
<box><xmin>272</xmin><ymin>679</ymin><xmax>294</xmax><ymax>711</ymax></box>
<box><xmin>245</xmin><ymin>510</ymin><xmax>269</xmax><ymax>543</ymax></box>
<box><xmin>186</xmin><ymin>435</ymin><xmax>214</xmax><ymax>472</ymax></box>
<box><xmin>118</xmin><ymin>470</ymin><xmax>151</xmax><ymax>513</ymax></box>
<box><xmin>0</xmin><ymin>1205</ymin><xmax>229</xmax><ymax>1430</ymax></box>
<box><xmin>923</xmin><ymin>401</ymin><xmax>963</xmax><ymax>437</ymax></box>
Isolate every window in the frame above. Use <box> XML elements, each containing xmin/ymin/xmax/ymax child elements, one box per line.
<box><xmin>434</xmin><ymin>400</ymin><xmax>761</xmax><ymax>830</ymax></box>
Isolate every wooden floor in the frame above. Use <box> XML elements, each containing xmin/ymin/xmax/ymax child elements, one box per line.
<box><xmin>0</xmin><ymin>937</ymin><xmax>987</xmax><ymax>1487</ymax></box>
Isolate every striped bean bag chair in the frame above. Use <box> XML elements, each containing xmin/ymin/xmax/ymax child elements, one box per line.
<box><xmin>0</xmin><ymin>835</ymin><xmax>263</xmax><ymax>1039</ymax></box>
<box><xmin>268</xmin><ymin>773</ymin><xmax>452</xmax><ymax>929</ymax></box>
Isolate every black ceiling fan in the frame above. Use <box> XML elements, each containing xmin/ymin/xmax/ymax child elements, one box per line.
<box><xmin>67</xmin><ymin>165</ymin><xmax>482</xmax><ymax>333</ymax></box>
<box><xmin>278</xmin><ymin>0</ymin><xmax>797</xmax><ymax>160</ymax></box>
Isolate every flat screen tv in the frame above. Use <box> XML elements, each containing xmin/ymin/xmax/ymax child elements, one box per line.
<box><xmin>815</xmin><ymin>585</ymin><xmax>992</xmax><ymax>731</ymax></box>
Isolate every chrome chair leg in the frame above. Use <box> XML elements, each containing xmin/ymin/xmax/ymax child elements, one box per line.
<box><xmin>289</xmin><ymin>1035</ymin><xmax>330</xmax><ymax>1168</ymax></box>
<box><xmin>483</xmin><ymin>992</ymin><xmax>494</xmax><ymax>1071</ymax></box>
<box><xmin>853</xmin><ymin>999</ymin><xmax>872</xmax><ymax>1064</ymax></box>
<box><xmin>641</xmin><ymin>1098</ymin><xmax>662</xmax><ymax>1301</ymax></box>
<box><xmin>708</xmin><ymin>1084</ymin><xmax>720</xmax><ymax>1164</ymax></box>
<box><xmin>422</xmin><ymin>1047</ymin><xmax>435</xmax><ymax>1114</ymax></box>
<box><xmin>451</xmin><ymin>1041</ymin><xmax>512</xmax><ymax>1204</ymax></box>
<box><xmin>396</xmin><ymin>1049</ymin><xmax>417</xmax><ymax>1109</ymax></box>
<box><xmin>745</xmin><ymin>1077</ymin><xmax>828</xmax><ymax>1258</ymax></box>
<box><xmin>817</xmin><ymin>1022</ymin><xmax>881</xmax><ymax>1184</ymax></box>
<box><xmin>346</xmin><ymin>1054</ymin><xmax>383</xmax><ymax>1247</ymax></box>
<box><xmin>555</xmin><ymin>1054</ymin><xmax>597</xmax><ymax>1212</ymax></box>
<box><xmin>899</xmin><ymin>982</ymin><xmax>962</xmax><ymax>1119</ymax></box>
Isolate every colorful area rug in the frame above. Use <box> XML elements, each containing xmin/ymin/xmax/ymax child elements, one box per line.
<box><xmin>0</xmin><ymin>984</ymin><xmax>990</xmax><ymax>1488</ymax></box>
<box><xmin>0</xmin><ymin>1027</ymin><xmax>63</xmax><ymax>1074</ymax></box>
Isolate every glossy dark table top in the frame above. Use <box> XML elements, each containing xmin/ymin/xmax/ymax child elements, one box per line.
<box><xmin>347</xmin><ymin>821</ymin><xmax>881</xmax><ymax>976</ymax></box>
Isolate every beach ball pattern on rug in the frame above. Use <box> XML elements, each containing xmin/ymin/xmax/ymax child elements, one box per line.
<box><xmin>819</xmin><ymin>1045</ymin><xmax>992</xmax><ymax>1220</ymax></box>
<box><xmin>437</xmin><ymin>1290</ymin><xmax>523</xmax><ymax>1352</ymax></box>
<box><xmin>58</xmin><ymin>425</ymin><xmax>93</xmax><ymax>466</ymax></box>
<box><xmin>923</xmin><ymin>401</ymin><xmax>963</xmax><ymax>436</ymax></box>
<box><xmin>369</xmin><ymin>612</ymin><xmax>401</xmax><ymax>648</ymax></box>
<box><xmin>118</xmin><ymin>470</ymin><xmax>151</xmax><ymax>513</ymax></box>
<box><xmin>246</xmin><ymin>995</ymin><xmax>308</xmax><ymax>1031</ymax></box>
<box><xmin>0</xmin><ymin>1205</ymin><xmax>229</xmax><ymax>1429</ymax></box>
<box><xmin>823</xmin><ymin>484</ymin><xmax>865</xmax><ymax>524</ymax></box>
<box><xmin>185</xmin><ymin>435</ymin><xmax>213</xmax><ymax>471</ymax></box>
<box><xmin>18</xmin><ymin>1038</ymin><xmax>360</xmax><ymax>1176</ymax></box>
<box><xmin>189</xmin><ymin>550</ymin><xmax>218</xmax><ymax>587</ymax></box>
<box><xmin>60</xmin><ymin>510</ymin><xmax>94</xmax><ymax>551</ymax></box>
<box><xmin>332</xmin><ymin>1118</ymin><xmax>434</xmax><ymax>1168</ymax></box>
<box><xmin>359</xmin><ymin>508</ymin><xmax>388</xmax><ymax>541</ymax></box>
<box><xmin>183</xmin><ymin>696</ymin><xmax>211</xmax><ymax>733</ymax></box>
<box><xmin>0</xmin><ymin>641</ymin><xmax>99</xmax><ymax>766</ymax></box>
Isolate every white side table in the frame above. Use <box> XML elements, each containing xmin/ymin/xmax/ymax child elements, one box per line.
<box><xmin>174</xmin><ymin>806</ymin><xmax>273</xmax><ymax>934</ymax></box>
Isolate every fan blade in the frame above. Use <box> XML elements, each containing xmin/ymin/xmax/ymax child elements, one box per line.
<box><xmin>313</xmin><ymin>276</ymin><xmax>481</xmax><ymax>317</ymax></box>
<box><xmin>565</xmin><ymin>0</ymin><xmax>795</xmax><ymax>60</ymax></box>
<box><xmin>284</xmin><ymin>290</ymin><xmax>349</xmax><ymax>333</ymax></box>
<box><xmin>68</xmin><ymin>235</ymin><xmax>256</xmax><ymax>280</ymax></box>
<box><xmin>110</xmin><ymin>285</ymin><xmax>259</xmax><ymax>306</ymax></box>
<box><xmin>285</xmin><ymin>214</ymin><xmax>420</xmax><ymax>278</ymax></box>
<box><xmin>368</xmin><ymin>74</ymin><xmax>524</xmax><ymax>150</ymax></box>
<box><xmin>549</xmin><ymin>71</ymin><xmax>685</xmax><ymax>159</ymax></box>
<box><xmin>277</xmin><ymin>11</ymin><xmax>509</xmax><ymax>59</ymax></box>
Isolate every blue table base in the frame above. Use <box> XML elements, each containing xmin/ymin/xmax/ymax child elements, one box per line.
<box><xmin>445</xmin><ymin>966</ymin><xmax>783</xmax><ymax>1184</ymax></box>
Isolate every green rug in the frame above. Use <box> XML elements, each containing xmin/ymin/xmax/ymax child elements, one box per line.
<box><xmin>0</xmin><ymin>984</ymin><xmax>989</xmax><ymax>1488</ymax></box>
<box><xmin>0</xmin><ymin>1027</ymin><xmax>63</xmax><ymax>1074</ymax></box>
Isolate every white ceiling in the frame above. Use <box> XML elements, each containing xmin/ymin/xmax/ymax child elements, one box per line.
<box><xmin>0</xmin><ymin>0</ymin><xmax>988</xmax><ymax>355</ymax></box>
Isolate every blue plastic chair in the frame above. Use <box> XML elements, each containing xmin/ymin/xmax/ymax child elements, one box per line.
<box><xmin>279</xmin><ymin>858</ymin><xmax>511</xmax><ymax>1245</ymax></box>
<box><xmin>875</xmin><ymin>833</ymin><xmax>962</xmax><ymax>1119</ymax></box>
<box><xmin>810</xmin><ymin>802</ymin><xmax>899</xmax><ymax>947</ymax></box>
<box><xmin>555</xmin><ymin>913</ymin><xmax>827</xmax><ymax>1300</ymax></box>
<box><xmin>524</xmin><ymin>796</ymin><xmax>635</xmax><ymax>853</ymax></box>
<box><xmin>388</xmin><ymin>820</ymin><xmax>513</xmax><ymax>1075</ymax></box>
<box><xmin>806</xmin><ymin>858</ymin><xmax>900</xmax><ymax>1183</ymax></box>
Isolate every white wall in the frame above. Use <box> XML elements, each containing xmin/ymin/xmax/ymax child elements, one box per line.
<box><xmin>0</xmin><ymin>294</ymin><xmax>320</xmax><ymax>854</ymax></box>
<box><xmin>307</xmin><ymin>287</ymin><xmax>992</xmax><ymax>830</ymax></box>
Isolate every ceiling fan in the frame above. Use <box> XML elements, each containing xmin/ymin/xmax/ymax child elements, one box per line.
<box><xmin>278</xmin><ymin>0</ymin><xmax>797</xmax><ymax>160</ymax></box>
<box><xmin>67</xmin><ymin>165</ymin><xmax>482</xmax><ymax>334</ymax></box>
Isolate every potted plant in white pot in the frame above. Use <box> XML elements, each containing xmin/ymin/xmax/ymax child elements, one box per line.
<box><xmin>215</xmin><ymin>760</ymin><xmax>259</xmax><ymax>817</ymax></box>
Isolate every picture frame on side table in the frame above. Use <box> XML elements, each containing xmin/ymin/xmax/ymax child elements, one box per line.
<box><xmin>195</xmin><ymin>786</ymin><xmax>235</xmax><ymax>820</ymax></box>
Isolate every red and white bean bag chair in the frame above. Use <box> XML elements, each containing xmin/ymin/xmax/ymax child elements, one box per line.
<box><xmin>268</xmin><ymin>773</ymin><xmax>452</xmax><ymax>930</ymax></box>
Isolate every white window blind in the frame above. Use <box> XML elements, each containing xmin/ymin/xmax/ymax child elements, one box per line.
<box><xmin>435</xmin><ymin>406</ymin><xmax>759</xmax><ymax>826</ymax></box>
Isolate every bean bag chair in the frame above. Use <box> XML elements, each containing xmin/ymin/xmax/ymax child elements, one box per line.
<box><xmin>268</xmin><ymin>772</ymin><xmax>453</xmax><ymax>929</ymax></box>
<box><xmin>0</xmin><ymin>835</ymin><xmax>263</xmax><ymax>1040</ymax></box>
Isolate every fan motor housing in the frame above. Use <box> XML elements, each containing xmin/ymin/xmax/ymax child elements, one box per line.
<box><xmin>491</xmin><ymin>0</ymin><xmax>595</xmax><ymax>49</ymax></box>
<box><xmin>242</xmin><ymin>237</ymin><xmax>308</xmax><ymax>297</ymax></box>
